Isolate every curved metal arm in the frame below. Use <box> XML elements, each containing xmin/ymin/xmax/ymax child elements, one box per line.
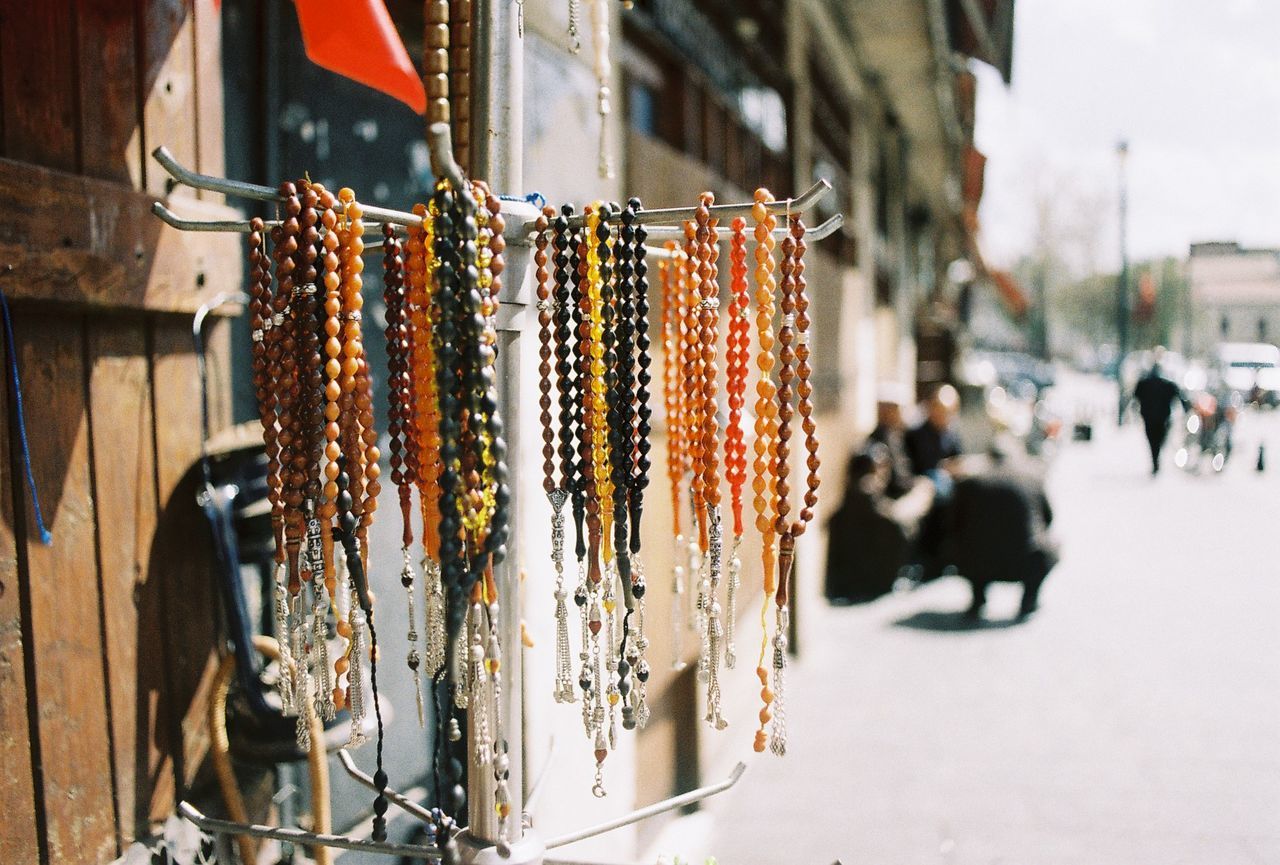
<box><xmin>177</xmin><ymin>800</ymin><xmax>442</xmax><ymax>861</ymax></box>
<box><xmin>151</xmin><ymin>147</ymin><xmax>428</xmax><ymax>228</ymax></box>
<box><xmin>544</xmin><ymin>762</ymin><xmax>746</xmax><ymax>849</ymax></box>
<box><xmin>337</xmin><ymin>749</ymin><xmax>439</xmax><ymax>826</ymax></box>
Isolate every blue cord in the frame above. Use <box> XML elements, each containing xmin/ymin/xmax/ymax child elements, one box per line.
<box><xmin>0</xmin><ymin>287</ymin><xmax>52</xmax><ymax>545</ymax></box>
<box><xmin>498</xmin><ymin>191</ymin><xmax>547</xmax><ymax>210</ymax></box>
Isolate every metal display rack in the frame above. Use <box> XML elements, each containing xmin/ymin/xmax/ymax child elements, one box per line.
<box><xmin>152</xmin><ymin>2</ymin><xmax>841</xmax><ymax>862</ymax></box>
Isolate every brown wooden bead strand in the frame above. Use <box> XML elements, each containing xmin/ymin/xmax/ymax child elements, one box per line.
<box><xmin>425</xmin><ymin>0</ymin><xmax>451</xmax><ymax>127</ymax></box>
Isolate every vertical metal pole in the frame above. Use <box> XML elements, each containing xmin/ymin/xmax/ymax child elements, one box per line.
<box><xmin>467</xmin><ymin>0</ymin><xmax>527</xmax><ymax>848</ymax></box>
<box><xmin>1116</xmin><ymin>139</ymin><xmax>1130</xmax><ymax>425</ymax></box>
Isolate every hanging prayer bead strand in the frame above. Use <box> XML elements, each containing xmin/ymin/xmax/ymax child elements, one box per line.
<box><xmin>750</xmin><ymin>189</ymin><xmax>780</xmax><ymax>753</ymax></box>
<box><xmin>429</xmin><ymin>179</ymin><xmax>468</xmax><ymax>819</ymax></box>
<box><xmin>624</xmin><ymin>199</ymin><xmax>653</xmax><ymax>727</ymax></box>
<box><xmin>425</xmin><ymin>0</ymin><xmax>451</xmax><ymax>128</ymax></box>
<box><xmin>770</xmin><ymin>213</ymin><xmax>819</xmax><ymax>757</ymax></box>
<box><xmin>692</xmin><ymin>192</ymin><xmax>727</xmax><ymax>730</ymax></box>
<box><xmin>724</xmin><ymin>217</ymin><xmax>752</xmax><ymax>670</ymax></box>
<box><xmin>659</xmin><ymin>243</ymin><xmax>689</xmax><ymax>668</ymax></box>
<box><xmin>550</xmin><ymin>208</ymin><xmax>578</xmax><ymax>703</ymax></box>
<box><xmin>587</xmin><ymin>0</ymin><xmax>613</xmax><ymax>178</ymax></box>
<box><xmin>450</xmin><ymin>0</ymin><xmax>471</xmax><ymax>172</ymax></box>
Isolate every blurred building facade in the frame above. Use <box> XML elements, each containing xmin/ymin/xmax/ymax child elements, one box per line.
<box><xmin>1187</xmin><ymin>241</ymin><xmax>1280</xmax><ymax>353</ymax></box>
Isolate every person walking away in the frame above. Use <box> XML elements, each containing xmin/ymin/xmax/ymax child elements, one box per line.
<box><xmin>1133</xmin><ymin>354</ymin><xmax>1187</xmax><ymax>474</ymax></box>
<box><xmin>949</xmin><ymin>443</ymin><xmax>1058</xmax><ymax>619</ymax></box>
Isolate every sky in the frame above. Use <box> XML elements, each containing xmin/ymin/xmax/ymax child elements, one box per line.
<box><xmin>974</xmin><ymin>0</ymin><xmax>1280</xmax><ymax>270</ymax></box>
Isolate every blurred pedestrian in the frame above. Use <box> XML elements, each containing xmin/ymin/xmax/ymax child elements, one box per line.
<box><xmin>868</xmin><ymin>382</ymin><xmax>916</xmax><ymax>497</ymax></box>
<box><xmin>824</xmin><ymin>443</ymin><xmax>934</xmax><ymax>604</ymax></box>
<box><xmin>905</xmin><ymin>383</ymin><xmax>963</xmax><ymax>489</ymax></box>
<box><xmin>906</xmin><ymin>384</ymin><xmax>963</xmax><ymax>579</ymax></box>
<box><xmin>949</xmin><ymin>444</ymin><xmax>1058</xmax><ymax>618</ymax></box>
<box><xmin>1133</xmin><ymin>350</ymin><xmax>1187</xmax><ymax>474</ymax></box>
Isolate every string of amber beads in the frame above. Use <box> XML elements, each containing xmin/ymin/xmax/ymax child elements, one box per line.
<box><xmin>659</xmin><ymin>242</ymin><xmax>687</xmax><ymax>535</ymax></box>
<box><xmin>750</xmin><ymin>189</ymin><xmax>781</xmax><ymax>752</ymax></box>
<box><xmin>725</xmin><ymin>217</ymin><xmax>751</xmax><ymax>536</ymax></box>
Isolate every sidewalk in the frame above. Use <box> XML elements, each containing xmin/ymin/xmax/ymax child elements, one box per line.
<box><xmin>646</xmin><ymin>412</ymin><xmax>1280</xmax><ymax>865</ymax></box>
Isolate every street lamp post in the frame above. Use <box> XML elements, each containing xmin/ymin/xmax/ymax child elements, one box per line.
<box><xmin>1116</xmin><ymin>139</ymin><xmax>1130</xmax><ymax>425</ymax></box>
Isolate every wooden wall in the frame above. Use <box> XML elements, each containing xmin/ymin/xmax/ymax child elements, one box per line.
<box><xmin>0</xmin><ymin>2</ymin><xmax>241</xmax><ymax>862</ymax></box>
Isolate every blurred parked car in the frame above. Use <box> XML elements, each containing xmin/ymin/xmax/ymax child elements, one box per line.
<box><xmin>1215</xmin><ymin>342</ymin><xmax>1280</xmax><ymax>407</ymax></box>
<box><xmin>955</xmin><ymin>351</ymin><xmax>1061</xmax><ymax>459</ymax></box>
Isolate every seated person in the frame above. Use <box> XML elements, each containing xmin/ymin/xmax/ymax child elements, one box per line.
<box><xmin>905</xmin><ymin>383</ymin><xmax>963</xmax><ymax>494</ymax></box>
<box><xmin>825</xmin><ymin>444</ymin><xmax>934</xmax><ymax>604</ymax></box>
<box><xmin>947</xmin><ymin>444</ymin><xmax>1058</xmax><ymax>618</ymax></box>
<box><xmin>867</xmin><ymin>382</ymin><xmax>916</xmax><ymax>498</ymax></box>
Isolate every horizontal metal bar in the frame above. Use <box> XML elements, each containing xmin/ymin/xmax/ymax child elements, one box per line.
<box><xmin>153</xmin><ymin>202</ymin><xmax>389</xmax><ymax>240</ymax></box>
<box><xmin>643</xmin><ymin>212</ymin><xmax>844</xmax><ymax>244</ymax></box>
<box><xmin>543</xmin><ymin>762</ymin><xmax>746</xmax><ymax>849</ymax></box>
<box><xmin>522</xmin><ymin>180</ymin><xmax>833</xmax><ymax>236</ymax></box>
<box><xmin>177</xmin><ymin>800</ymin><xmax>442</xmax><ymax>861</ymax></box>
<box><xmin>337</xmin><ymin>749</ymin><xmax>439</xmax><ymax>826</ymax></box>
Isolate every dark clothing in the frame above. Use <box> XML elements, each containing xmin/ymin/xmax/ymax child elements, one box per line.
<box><xmin>824</xmin><ymin>484</ymin><xmax>908</xmax><ymax>603</ymax></box>
<box><xmin>948</xmin><ymin>463</ymin><xmax>1058</xmax><ymax>615</ymax></box>
<box><xmin>867</xmin><ymin>423</ymin><xmax>914</xmax><ymax>498</ymax></box>
<box><xmin>1134</xmin><ymin>371</ymin><xmax>1186</xmax><ymax>473</ymax></box>
<box><xmin>1144</xmin><ymin>418</ymin><xmax>1170</xmax><ymax>473</ymax></box>
<box><xmin>1134</xmin><ymin>372</ymin><xmax>1183</xmax><ymax>426</ymax></box>
<box><xmin>905</xmin><ymin>422</ymin><xmax>962</xmax><ymax>477</ymax></box>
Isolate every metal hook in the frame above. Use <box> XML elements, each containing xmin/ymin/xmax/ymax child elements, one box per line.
<box><xmin>337</xmin><ymin>749</ymin><xmax>440</xmax><ymax>827</ymax></box>
<box><xmin>543</xmin><ymin>761</ymin><xmax>746</xmax><ymax>849</ymax></box>
<box><xmin>151</xmin><ymin>146</ymin><xmax>427</xmax><ymax>228</ymax></box>
<box><xmin>177</xmin><ymin>801</ymin><xmax>443</xmax><ymax>861</ymax></box>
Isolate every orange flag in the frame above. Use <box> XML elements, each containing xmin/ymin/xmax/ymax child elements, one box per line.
<box><xmin>295</xmin><ymin>0</ymin><xmax>426</xmax><ymax>114</ymax></box>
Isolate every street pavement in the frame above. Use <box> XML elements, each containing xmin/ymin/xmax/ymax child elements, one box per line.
<box><xmin>663</xmin><ymin>375</ymin><xmax>1280</xmax><ymax>865</ymax></box>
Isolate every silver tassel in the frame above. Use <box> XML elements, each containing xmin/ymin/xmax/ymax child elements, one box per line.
<box><xmin>769</xmin><ymin>606</ymin><xmax>789</xmax><ymax>757</ymax></box>
<box><xmin>670</xmin><ymin>532</ymin><xmax>686</xmax><ymax>670</ymax></box>
<box><xmin>272</xmin><ymin>564</ymin><xmax>296</xmax><ymax>714</ymax></box>
<box><xmin>346</xmin><ymin>595</ymin><xmax>368</xmax><ymax>748</ymax></box>
<box><xmin>725</xmin><ymin>538</ymin><xmax>741</xmax><ymax>669</ymax></box>
<box><xmin>550</xmin><ymin>491</ymin><xmax>574</xmax><ymax>702</ymax></box>
<box><xmin>403</xmin><ymin>550</ymin><xmax>425</xmax><ymax>728</ymax></box>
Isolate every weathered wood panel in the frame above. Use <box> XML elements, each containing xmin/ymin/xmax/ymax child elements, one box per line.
<box><xmin>192</xmin><ymin>0</ymin><xmax>225</xmax><ymax>201</ymax></box>
<box><xmin>0</xmin><ymin>3</ymin><xmax>78</xmax><ymax>172</ymax></box>
<box><xmin>76</xmin><ymin>0</ymin><xmax>144</xmax><ymax>187</ymax></box>
<box><xmin>0</xmin><ymin>158</ymin><xmax>243</xmax><ymax>313</ymax></box>
<box><xmin>150</xmin><ymin>319</ymin><xmax>222</xmax><ymax>788</ymax></box>
<box><xmin>142</xmin><ymin>0</ymin><xmax>197</xmax><ymax>199</ymax></box>
<box><xmin>16</xmin><ymin>312</ymin><xmax>117</xmax><ymax>865</ymax></box>
<box><xmin>0</xmin><ymin>304</ymin><xmax>41</xmax><ymax>865</ymax></box>
<box><xmin>88</xmin><ymin>319</ymin><xmax>173</xmax><ymax>844</ymax></box>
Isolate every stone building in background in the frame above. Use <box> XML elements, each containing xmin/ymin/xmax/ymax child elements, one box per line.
<box><xmin>1187</xmin><ymin>241</ymin><xmax>1280</xmax><ymax>354</ymax></box>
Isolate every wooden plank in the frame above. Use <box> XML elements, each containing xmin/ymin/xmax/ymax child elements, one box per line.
<box><xmin>15</xmin><ymin>312</ymin><xmax>117</xmax><ymax>865</ymax></box>
<box><xmin>141</xmin><ymin>0</ymin><xmax>197</xmax><ymax>199</ymax></box>
<box><xmin>76</xmin><ymin>0</ymin><xmax>144</xmax><ymax>187</ymax></box>
<box><xmin>0</xmin><ymin>2</ymin><xmax>78</xmax><ymax>171</ymax></box>
<box><xmin>191</xmin><ymin>0</ymin><xmax>224</xmax><ymax>202</ymax></box>
<box><xmin>150</xmin><ymin>320</ymin><xmax>221</xmax><ymax>788</ymax></box>
<box><xmin>0</xmin><ymin>295</ymin><xmax>41</xmax><ymax>865</ymax></box>
<box><xmin>88</xmin><ymin>319</ymin><xmax>174</xmax><ymax>844</ymax></box>
<box><xmin>0</xmin><ymin>157</ymin><xmax>243</xmax><ymax>313</ymax></box>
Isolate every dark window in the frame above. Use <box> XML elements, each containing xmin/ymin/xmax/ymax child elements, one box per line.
<box><xmin>627</xmin><ymin>79</ymin><xmax>660</xmax><ymax>138</ymax></box>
